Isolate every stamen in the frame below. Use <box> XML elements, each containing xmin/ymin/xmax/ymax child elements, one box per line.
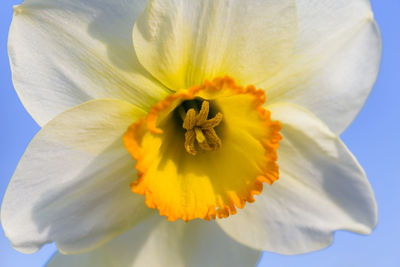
<box><xmin>182</xmin><ymin>101</ymin><xmax>223</xmax><ymax>155</ymax></box>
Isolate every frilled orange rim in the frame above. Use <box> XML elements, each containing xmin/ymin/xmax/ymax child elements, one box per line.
<box><xmin>123</xmin><ymin>76</ymin><xmax>281</xmax><ymax>221</ymax></box>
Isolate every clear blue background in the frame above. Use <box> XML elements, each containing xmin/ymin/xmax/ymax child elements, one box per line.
<box><xmin>1</xmin><ymin>0</ymin><xmax>399</xmax><ymax>266</ymax></box>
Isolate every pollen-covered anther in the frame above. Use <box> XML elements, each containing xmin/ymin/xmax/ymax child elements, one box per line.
<box><xmin>182</xmin><ymin>101</ymin><xmax>223</xmax><ymax>155</ymax></box>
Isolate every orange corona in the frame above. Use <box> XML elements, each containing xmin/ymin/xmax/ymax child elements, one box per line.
<box><xmin>123</xmin><ymin>76</ymin><xmax>282</xmax><ymax>222</ymax></box>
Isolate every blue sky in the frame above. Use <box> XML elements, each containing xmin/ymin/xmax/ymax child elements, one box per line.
<box><xmin>0</xmin><ymin>1</ymin><xmax>399</xmax><ymax>266</ymax></box>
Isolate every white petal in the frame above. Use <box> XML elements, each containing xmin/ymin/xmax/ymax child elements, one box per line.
<box><xmin>133</xmin><ymin>0</ymin><xmax>297</xmax><ymax>90</ymax></box>
<box><xmin>47</xmin><ymin>215</ymin><xmax>260</xmax><ymax>267</ymax></box>
<box><xmin>217</xmin><ymin>102</ymin><xmax>377</xmax><ymax>255</ymax></box>
<box><xmin>1</xmin><ymin>99</ymin><xmax>153</xmax><ymax>254</ymax></box>
<box><xmin>9</xmin><ymin>0</ymin><xmax>169</xmax><ymax>126</ymax></box>
<box><xmin>260</xmin><ymin>0</ymin><xmax>381</xmax><ymax>134</ymax></box>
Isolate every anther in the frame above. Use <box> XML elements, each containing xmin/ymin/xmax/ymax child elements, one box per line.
<box><xmin>182</xmin><ymin>101</ymin><xmax>223</xmax><ymax>155</ymax></box>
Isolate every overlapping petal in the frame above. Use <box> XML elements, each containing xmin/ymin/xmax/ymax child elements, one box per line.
<box><xmin>9</xmin><ymin>0</ymin><xmax>169</xmax><ymax>126</ymax></box>
<box><xmin>260</xmin><ymin>0</ymin><xmax>381</xmax><ymax>134</ymax></box>
<box><xmin>47</xmin><ymin>215</ymin><xmax>260</xmax><ymax>267</ymax></box>
<box><xmin>133</xmin><ymin>0</ymin><xmax>297</xmax><ymax>90</ymax></box>
<box><xmin>1</xmin><ymin>99</ymin><xmax>152</xmax><ymax>254</ymax></box>
<box><xmin>217</xmin><ymin>103</ymin><xmax>377</xmax><ymax>254</ymax></box>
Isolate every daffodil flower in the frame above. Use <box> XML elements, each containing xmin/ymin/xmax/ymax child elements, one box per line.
<box><xmin>1</xmin><ymin>0</ymin><xmax>381</xmax><ymax>266</ymax></box>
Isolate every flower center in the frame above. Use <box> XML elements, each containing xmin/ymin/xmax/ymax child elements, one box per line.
<box><xmin>180</xmin><ymin>101</ymin><xmax>223</xmax><ymax>155</ymax></box>
<box><xmin>123</xmin><ymin>76</ymin><xmax>281</xmax><ymax>221</ymax></box>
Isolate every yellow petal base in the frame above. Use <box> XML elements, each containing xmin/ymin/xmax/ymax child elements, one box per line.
<box><xmin>123</xmin><ymin>77</ymin><xmax>281</xmax><ymax>221</ymax></box>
